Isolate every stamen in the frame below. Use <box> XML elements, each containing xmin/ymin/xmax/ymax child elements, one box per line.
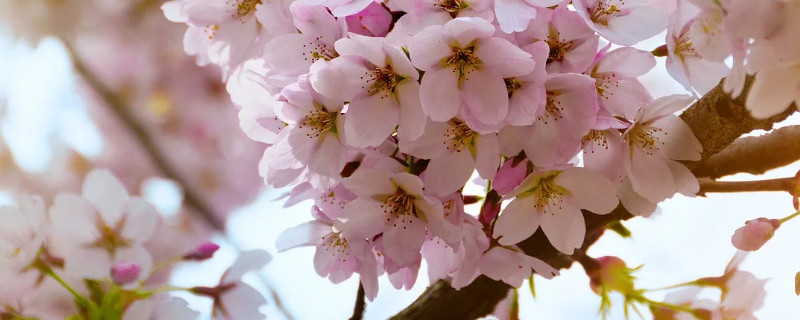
<box><xmin>582</xmin><ymin>130</ymin><xmax>609</xmax><ymax>153</ymax></box>
<box><xmin>301</xmin><ymin>37</ymin><xmax>338</xmax><ymax>63</ymax></box>
<box><xmin>299</xmin><ymin>110</ymin><xmax>338</xmax><ymax>138</ymax></box>
<box><xmin>360</xmin><ymin>67</ymin><xmax>404</xmax><ymax>98</ymax></box>
<box><xmin>434</xmin><ymin>0</ymin><xmax>470</xmax><ymax>17</ymax></box>
<box><xmin>445</xmin><ymin>46</ymin><xmax>482</xmax><ymax>85</ymax></box>
<box><xmin>629</xmin><ymin>125</ymin><xmax>666</xmax><ymax>155</ymax></box>
<box><xmin>589</xmin><ymin>0</ymin><xmax>625</xmax><ymax>25</ymax></box>
<box><xmin>538</xmin><ymin>92</ymin><xmax>565</xmax><ymax>125</ymax></box>
<box><xmin>443</xmin><ymin>120</ymin><xmax>477</xmax><ymax>153</ymax></box>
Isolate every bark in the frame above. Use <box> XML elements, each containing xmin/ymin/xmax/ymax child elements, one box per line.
<box><xmin>392</xmin><ymin>79</ymin><xmax>796</xmax><ymax>320</ymax></box>
<box><xmin>692</xmin><ymin>125</ymin><xmax>800</xmax><ymax>179</ymax></box>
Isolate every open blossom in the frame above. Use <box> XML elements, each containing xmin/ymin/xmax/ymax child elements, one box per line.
<box><xmin>49</xmin><ymin>169</ymin><xmax>158</xmax><ymax>282</ymax></box>
<box><xmin>336</xmin><ymin>169</ymin><xmax>460</xmax><ymax>266</ymax></box>
<box><xmin>392</xmin><ymin>0</ymin><xmax>494</xmax><ymax>36</ymax></box>
<box><xmin>192</xmin><ymin>250</ymin><xmax>270</xmax><ymax>320</ymax></box>
<box><xmin>162</xmin><ymin>0</ymin><xmax>293</xmax><ymax>76</ymax></box>
<box><xmin>262</xmin><ymin>75</ymin><xmax>350</xmax><ymax>190</ymax></box>
<box><xmin>312</xmin><ymin>34</ymin><xmax>426</xmax><ymax>147</ymax></box>
<box><xmin>620</xmin><ymin>95</ymin><xmax>702</xmax><ymax>214</ymax></box>
<box><xmin>478</xmin><ymin>245</ymin><xmax>559</xmax><ymax>287</ymax></box>
<box><xmin>493</xmin><ymin>166</ymin><xmax>618</xmax><ymax>254</ymax></box>
<box><xmin>586</xmin><ymin>46</ymin><xmax>655</xmax><ymax>119</ymax></box>
<box><xmin>514</xmin><ymin>5</ymin><xmax>600</xmax><ymax>74</ymax></box>
<box><xmin>263</xmin><ymin>3</ymin><xmax>346</xmax><ymax>78</ymax></box>
<box><xmin>276</xmin><ymin>207</ymin><xmax>380</xmax><ymax>300</ymax></box>
<box><xmin>0</xmin><ymin>195</ymin><xmax>48</xmax><ymax>282</ymax></box>
<box><xmin>664</xmin><ymin>0</ymin><xmax>729</xmax><ymax>95</ymax></box>
<box><xmin>399</xmin><ymin>119</ymin><xmax>500</xmax><ymax>196</ymax></box>
<box><xmin>731</xmin><ymin>218</ymin><xmax>781</xmax><ymax>251</ymax></box>
<box><xmin>409</xmin><ymin>17</ymin><xmax>536</xmax><ymax>128</ymax></box>
<box><xmin>572</xmin><ymin>0</ymin><xmax>668</xmax><ymax>45</ymax></box>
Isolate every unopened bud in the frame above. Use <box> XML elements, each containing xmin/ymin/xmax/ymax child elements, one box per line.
<box><xmin>183</xmin><ymin>242</ymin><xmax>220</xmax><ymax>261</ymax></box>
<box><xmin>345</xmin><ymin>2</ymin><xmax>392</xmax><ymax>37</ymax></box>
<box><xmin>731</xmin><ymin>218</ymin><xmax>780</xmax><ymax>251</ymax></box>
<box><xmin>111</xmin><ymin>262</ymin><xmax>141</xmax><ymax>285</ymax></box>
<box><xmin>587</xmin><ymin>256</ymin><xmax>635</xmax><ymax>294</ymax></box>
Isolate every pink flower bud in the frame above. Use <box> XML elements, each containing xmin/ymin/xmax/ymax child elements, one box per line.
<box><xmin>345</xmin><ymin>2</ymin><xmax>392</xmax><ymax>37</ymax></box>
<box><xmin>731</xmin><ymin>218</ymin><xmax>780</xmax><ymax>251</ymax></box>
<box><xmin>111</xmin><ymin>262</ymin><xmax>141</xmax><ymax>285</ymax></box>
<box><xmin>183</xmin><ymin>242</ymin><xmax>221</xmax><ymax>261</ymax></box>
<box><xmin>493</xmin><ymin>159</ymin><xmax>528</xmax><ymax>196</ymax></box>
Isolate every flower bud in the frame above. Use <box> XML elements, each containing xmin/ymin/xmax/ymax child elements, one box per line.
<box><xmin>345</xmin><ymin>2</ymin><xmax>392</xmax><ymax>37</ymax></box>
<box><xmin>731</xmin><ymin>218</ymin><xmax>780</xmax><ymax>251</ymax></box>
<box><xmin>111</xmin><ymin>262</ymin><xmax>141</xmax><ymax>285</ymax></box>
<box><xmin>183</xmin><ymin>242</ymin><xmax>221</xmax><ymax>261</ymax></box>
<box><xmin>493</xmin><ymin>159</ymin><xmax>528</xmax><ymax>196</ymax></box>
<box><xmin>587</xmin><ymin>256</ymin><xmax>635</xmax><ymax>294</ymax></box>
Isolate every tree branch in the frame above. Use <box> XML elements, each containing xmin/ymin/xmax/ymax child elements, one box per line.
<box><xmin>63</xmin><ymin>41</ymin><xmax>225</xmax><ymax>231</ymax></box>
<box><xmin>698</xmin><ymin>177</ymin><xmax>797</xmax><ymax>195</ymax></box>
<box><xmin>393</xmin><ymin>78</ymin><xmax>796</xmax><ymax>320</ymax></box>
<box><xmin>349</xmin><ymin>283</ymin><xmax>367</xmax><ymax>320</ymax></box>
<box><xmin>692</xmin><ymin>125</ymin><xmax>800</xmax><ymax>179</ymax></box>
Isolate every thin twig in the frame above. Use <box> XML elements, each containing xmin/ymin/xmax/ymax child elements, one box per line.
<box><xmin>62</xmin><ymin>41</ymin><xmax>225</xmax><ymax>231</ymax></box>
<box><xmin>698</xmin><ymin>177</ymin><xmax>797</xmax><ymax>195</ymax></box>
<box><xmin>349</xmin><ymin>283</ymin><xmax>366</xmax><ymax>320</ymax></box>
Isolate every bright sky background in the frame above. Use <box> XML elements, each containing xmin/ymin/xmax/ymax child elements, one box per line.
<box><xmin>1</xmin><ymin>30</ymin><xmax>798</xmax><ymax>320</ymax></box>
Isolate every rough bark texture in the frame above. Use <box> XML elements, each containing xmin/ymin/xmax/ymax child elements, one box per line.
<box><xmin>392</xmin><ymin>80</ymin><xmax>796</xmax><ymax>320</ymax></box>
<box><xmin>693</xmin><ymin>125</ymin><xmax>800</xmax><ymax>179</ymax></box>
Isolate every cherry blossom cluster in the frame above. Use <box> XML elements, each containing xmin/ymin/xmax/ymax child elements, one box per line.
<box><xmin>159</xmin><ymin>0</ymin><xmax>798</xmax><ymax>302</ymax></box>
<box><xmin>0</xmin><ymin>169</ymin><xmax>269</xmax><ymax>319</ymax></box>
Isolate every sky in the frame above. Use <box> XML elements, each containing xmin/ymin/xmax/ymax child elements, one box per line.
<box><xmin>1</xmin><ymin>31</ymin><xmax>798</xmax><ymax>320</ymax></box>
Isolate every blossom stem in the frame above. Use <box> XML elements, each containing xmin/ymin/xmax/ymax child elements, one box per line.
<box><xmin>38</xmin><ymin>262</ymin><xmax>98</xmax><ymax>314</ymax></box>
<box><xmin>149</xmin><ymin>256</ymin><xmax>183</xmax><ymax>276</ymax></box>
<box><xmin>349</xmin><ymin>283</ymin><xmax>366</xmax><ymax>320</ymax></box>
<box><xmin>779</xmin><ymin>210</ymin><xmax>800</xmax><ymax>224</ymax></box>
<box><xmin>697</xmin><ymin>177</ymin><xmax>796</xmax><ymax>195</ymax></box>
<box><xmin>642</xmin><ymin>279</ymin><xmax>703</xmax><ymax>292</ymax></box>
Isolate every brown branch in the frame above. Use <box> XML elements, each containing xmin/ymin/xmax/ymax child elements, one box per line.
<box><xmin>349</xmin><ymin>283</ymin><xmax>367</xmax><ymax>320</ymax></box>
<box><xmin>63</xmin><ymin>41</ymin><xmax>225</xmax><ymax>231</ymax></box>
<box><xmin>393</xmin><ymin>78</ymin><xmax>796</xmax><ymax>320</ymax></box>
<box><xmin>698</xmin><ymin>177</ymin><xmax>797</xmax><ymax>195</ymax></box>
<box><xmin>692</xmin><ymin>125</ymin><xmax>800</xmax><ymax>179</ymax></box>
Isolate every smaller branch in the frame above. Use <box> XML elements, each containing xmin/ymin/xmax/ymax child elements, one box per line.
<box><xmin>349</xmin><ymin>283</ymin><xmax>366</xmax><ymax>320</ymax></box>
<box><xmin>693</xmin><ymin>125</ymin><xmax>800</xmax><ymax>179</ymax></box>
<box><xmin>698</xmin><ymin>177</ymin><xmax>797</xmax><ymax>195</ymax></box>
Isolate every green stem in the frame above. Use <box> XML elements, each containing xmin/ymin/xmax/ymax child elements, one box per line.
<box><xmin>39</xmin><ymin>263</ymin><xmax>97</xmax><ymax>314</ymax></box>
<box><xmin>149</xmin><ymin>256</ymin><xmax>182</xmax><ymax>277</ymax></box>
<box><xmin>779</xmin><ymin>210</ymin><xmax>800</xmax><ymax>224</ymax></box>
<box><xmin>643</xmin><ymin>279</ymin><xmax>704</xmax><ymax>292</ymax></box>
<box><xmin>640</xmin><ymin>296</ymin><xmax>697</xmax><ymax>315</ymax></box>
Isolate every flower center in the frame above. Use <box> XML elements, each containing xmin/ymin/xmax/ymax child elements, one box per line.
<box><xmin>302</xmin><ymin>37</ymin><xmax>339</xmax><ymax>63</ymax></box>
<box><xmin>443</xmin><ymin>121</ymin><xmax>477</xmax><ymax>153</ymax></box>
<box><xmin>593</xmin><ymin>72</ymin><xmax>618</xmax><ymax>100</ymax></box>
<box><xmin>628</xmin><ymin>125</ymin><xmax>665</xmax><ymax>155</ymax></box>
<box><xmin>589</xmin><ymin>0</ymin><xmax>624</xmax><ymax>25</ymax></box>
<box><xmin>538</xmin><ymin>91</ymin><xmax>565</xmax><ymax>125</ymax></box>
<box><xmin>519</xmin><ymin>172</ymin><xmax>566</xmax><ymax>214</ymax></box>
<box><xmin>445</xmin><ymin>46</ymin><xmax>482</xmax><ymax>85</ymax></box>
<box><xmin>299</xmin><ymin>110</ymin><xmax>338</xmax><ymax>138</ymax></box>
<box><xmin>228</xmin><ymin>0</ymin><xmax>261</xmax><ymax>22</ymax></box>
<box><xmin>320</xmin><ymin>232</ymin><xmax>351</xmax><ymax>263</ymax></box>
<box><xmin>362</xmin><ymin>67</ymin><xmax>404</xmax><ymax>98</ymax></box>
<box><xmin>546</xmin><ymin>33</ymin><xmax>573</xmax><ymax>64</ymax></box>
<box><xmin>435</xmin><ymin>0</ymin><xmax>469</xmax><ymax>17</ymax></box>
<box><xmin>674</xmin><ymin>26</ymin><xmax>700</xmax><ymax>60</ymax></box>
<box><xmin>582</xmin><ymin>130</ymin><xmax>610</xmax><ymax>153</ymax></box>
<box><xmin>90</xmin><ymin>219</ymin><xmax>133</xmax><ymax>257</ymax></box>
<box><xmin>505</xmin><ymin>77</ymin><xmax>523</xmax><ymax>98</ymax></box>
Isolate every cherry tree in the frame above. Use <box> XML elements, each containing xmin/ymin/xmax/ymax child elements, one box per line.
<box><xmin>1</xmin><ymin>0</ymin><xmax>800</xmax><ymax>319</ymax></box>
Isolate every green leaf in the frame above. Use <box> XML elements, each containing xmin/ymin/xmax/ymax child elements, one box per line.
<box><xmin>607</xmin><ymin>221</ymin><xmax>632</xmax><ymax>238</ymax></box>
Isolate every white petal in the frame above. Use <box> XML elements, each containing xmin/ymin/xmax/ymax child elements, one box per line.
<box><xmin>83</xmin><ymin>169</ymin><xmax>129</xmax><ymax>223</ymax></box>
<box><xmin>539</xmin><ymin>202</ymin><xmax>585</xmax><ymax>255</ymax></box>
<box><xmin>494</xmin><ymin>196</ymin><xmax>540</xmax><ymax>246</ymax></box>
<box><xmin>557</xmin><ymin>167</ymin><xmax>619</xmax><ymax>214</ymax></box>
<box><xmin>276</xmin><ymin>221</ymin><xmax>331</xmax><ymax>252</ymax></box>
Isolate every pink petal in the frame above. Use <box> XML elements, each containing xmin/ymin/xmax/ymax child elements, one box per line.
<box><xmin>539</xmin><ymin>202</ymin><xmax>585</xmax><ymax>255</ymax></box>
<box><xmin>666</xmin><ymin>160</ymin><xmax>699</xmax><ymax>197</ymax></box>
<box><xmin>342</xmin><ymin>169</ymin><xmax>395</xmax><ymax>198</ymax></box>
<box><xmin>495</xmin><ymin>0</ymin><xmax>538</xmax><ymax>33</ymax></box>
<box><xmin>494</xmin><ymin>196</ymin><xmax>540</xmax><ymax>246</ymax></box>
<box><xmin>746</xmin><ymin>66</ymin><xmax>800</xmax><ymax>119</ymax></box>
<box><xmin>396</xmin><ymin>81</ymin><xmax>427</xmax><ymax>141</ymax></box>
<box><xmin>476</xmin><ymin>37</ymin><xmax>536</xmax><ymax>77</ymax></box>
<box><xmin>443</xmin><ymin>17</ymin><xmax>495</xmax><ymax>49</ymax></box>
<box><xmin>422</xmin><ymin>152</ymin><xmax>475</xmax><ymax>197</ymax></box>
<box><xmin>311</xmin><ymin>56</ymin><xmax>371</xmax><ymax>101</ymax></box>
<box><xmin>475</xmin><ymin>134</ymin><xmax>501</xmax><ymax>179</ymax></box>
<box><xmin>83</xmin><ymin>169</ymin><xmax>129</xmax><ymax>223</ymax></box>
<box><xmin>119</xmin><ymin>198</ymin><xmax>157</xmax><ymax>243</ymax></box>
<box><xmin>420</xmin><ymin>69</ymin><xmax>461</xmax><ymax>121</ymax></box>
<box><xmin>409</xmin><ymin>25</ymin><xmax>450</xmax><ymax>70</ymax></box>
<box><xmin>595</xmin><ymin>47</ymin><xmax>656</xmax><ymax>78</ymax></box>
<box><xmin>344</xmin><ymin>95</ymin><xmax>400</xmax><ymax>148</ymax></box>
<box><xmin>275</xmin><ymin>221</ymin><xmax>331</xmax><ymax>252</ymax></box>
<box><xmin>382</xmin><ymin>215</ymin><xmax>426</xmax><ymax>266</ymax></box>
<box><xmin>625</xmin><ymin>146</ymin><xmax>676</xmax><ymax>203</ymax></box>
<box><xmin>334</xmin><ymin>34</ymin><xmax>386</xmax><ymax>67</ymax></box>
<box><xmin>557</xmin><ymin>167</ymin><xmax>619</xmax><ymax>214</ymax></box>
<box><xmin>461</xmin><ymin>69</ymin><xmax>509</xmax><ymax>125</ymax></box>
<box><xmin>651</xmin><ymin>116</ymin><xmax>702</xmax><ymax>161</ymax></box>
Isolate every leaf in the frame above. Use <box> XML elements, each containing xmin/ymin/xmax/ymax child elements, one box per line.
<box><xmin>607</xmin><ymin>221</ymin><xmax>632</xmax><ymax>238</ymax></box>
<box><xmin>795</xmin><ymin>271</ymin><xmax>800</xmax><ymax>296</ymax></box>
<box><xmin>528</xmin><ymin>274</ymin><xmax>536</xmax><ymax>299</ymax></box>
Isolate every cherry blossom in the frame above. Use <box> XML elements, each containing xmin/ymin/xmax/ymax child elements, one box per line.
<box><xmin>586</xmin><ymin>46</ymin><xmax>655</xmax><ymax>119</ymax></box>
<box><xmin>572</xmin><ymin>0</ymin><xmax>668</xmax><ymax>45</ymax></box>
<box><xmin>192</xmin><ymin>250</ymin><xmax>271</xmax><ymax>320</ymax></box>
<box><xmin>731</xmin><ymin>218</ymin><xmax>781</xmax><ymax>251</ymax></box>
<box><xmin>493</xmin><ymin>166</ymin><xmax>618</xmax><ymax>254</ymax></box>
<box><xmin>49</xmin><ymin>169</ymin><xmax>158</xmax><ymax>282</ymax></box>
<box><xmin>494</xmin><ymin>0</ymin><xmax>563</xmax><ymax>33</ymax></box>
<box><xmin>336</xmin><ymin>169</ymin><xmax>460</xmax><ymax>266</ymax></box>
<box><xmin>345</xmin><ymin>1</ymin><xmax>393</xmax><ymax>37</ymax></box>
<box><xmin>478</xmin><ymin>245</ymin><xmax>559</xmax><ymax>287</ymax></box>
<box><xmin>312</xmin><ymin>34</ymin><xmax>426</xmax><ymax>147</ymax></box>
<box><xmin>409</xmin><ymin>17</ymin><xmax>536</xmax><ymax>128</ymax></box>
<box><xmin>0</xmin><ymin>195</ymin><xmax>48</xmax><ymax>282</ymax></box>
<box><xmin>620</xmin><ymin>95</ymin><xmax>702</xmax><ymax>212</ymax></box>
<box><xmin>392</xmin><ymin>0</ymin><xmax>494</xmax><ymax>36</ymax></box>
